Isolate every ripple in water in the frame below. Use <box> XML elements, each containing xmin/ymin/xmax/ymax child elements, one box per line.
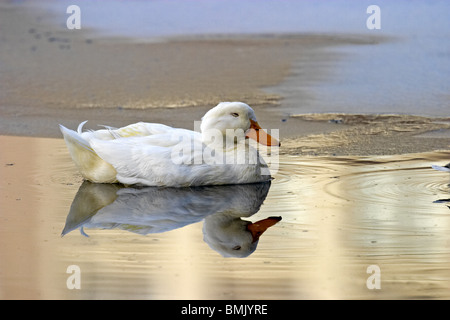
<box><xmin>323</xmin><ymin>156</ymin><xmax>450</xmax><ymax>214</ymax></box>
<box><xmin>270</xmin><ymin>152</ymin><xmax>450</xmax><ymax>247</ymax></box>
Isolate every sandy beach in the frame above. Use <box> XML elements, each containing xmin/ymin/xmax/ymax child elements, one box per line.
<box><xmin>1</xmin><ymin>1</ymin><xmax>450</xmax><ymax>301</ymax></box>
<box><xmin>1</xmin><ymin>1</ymin><xmax>449</xmax><ymax>155</ymax></box>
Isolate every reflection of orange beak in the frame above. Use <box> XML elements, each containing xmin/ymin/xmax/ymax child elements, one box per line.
<box><xmin>246</xmin><ymin>216</ymin><xmax>282</xmax><ymax>243</ymax></box>
<box><xmin>245</xmin><ymin>119</ymin><xmax>280</xmax><ymax>147</ymax></box>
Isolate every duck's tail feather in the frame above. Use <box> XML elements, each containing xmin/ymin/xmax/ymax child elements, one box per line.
<box><xmin>60</xmin><ymin>121</ymin><xmax>94</xmax><ymax>153</ymax></box>
<box><xmin>59</xmin><ymin>122</ymin><xmax>117</xmax><ymax>183</ymax></box>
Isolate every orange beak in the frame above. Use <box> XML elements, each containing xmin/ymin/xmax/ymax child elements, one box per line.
<box><xmin>245</xmin><ymin>119</ymin><xmax>280</xmax><ymax>146</ymax></box>
<box><xmin>246</xmin><ymin>216</ymin><xmax>282</xmax><ymax>243</ymax></box>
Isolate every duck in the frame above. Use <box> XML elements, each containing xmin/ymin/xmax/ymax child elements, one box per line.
<box><xmin>60</xmin><ymin>102</ymin><xmax>280</xmax><ymax>187</ymax></box>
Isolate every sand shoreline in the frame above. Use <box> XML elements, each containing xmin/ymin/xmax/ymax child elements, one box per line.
<box><xmin>0</xmin><ymin>2</ymin><xmax>449</xmax><ymax>156</ymax></box>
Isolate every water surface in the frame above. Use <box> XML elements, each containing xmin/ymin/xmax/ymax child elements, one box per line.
<box><xmin>34</xmin><ymin>0</ymin><xmax>450</xmax><ymax>116</ymax></box>
<box><xmin>1</xmin><ymin>135</ymin><xmax>449</xmax><ymax>299</ymax></box>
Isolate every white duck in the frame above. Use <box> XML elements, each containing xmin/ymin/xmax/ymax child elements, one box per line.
<box><xmin>60</xmin><ymin>102</ymin><xmax>279</xmax><ymax>187</ymax></box>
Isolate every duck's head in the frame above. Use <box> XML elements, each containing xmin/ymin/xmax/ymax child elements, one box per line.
<box><xmin>200</xmin><ymin>102</ymin><xmax>280</xmax><ymax>146</ymax></box>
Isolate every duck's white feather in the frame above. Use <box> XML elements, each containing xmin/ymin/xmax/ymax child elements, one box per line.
<box><xmin>60</xmin><ymin>102</ymin><xmax>274</xmax><ymax>187</ymax></box>
<box><xmin>89</xmin><ymin>134</ymin><xmax>266</xmax><ymax>186</ymax></box>
<box><xmin>60</xmin><ymin>123</ymin><xmax>118</xmax><ymax>183</ymax></box>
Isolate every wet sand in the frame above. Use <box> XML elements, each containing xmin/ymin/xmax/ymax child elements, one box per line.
<box><xmin>1</xmin><ymin>2</ymin><xmax>450</xmax><ymax>300</ymax></box>
<box><xmin>0</xmin><ymin>1</ymin><xmax>342</xmax><ymax>135</ymax></box>
<box><xmin>1</xmin><ymin>2</ymin><xmax>449</xmax><ymax>155</ymax></box>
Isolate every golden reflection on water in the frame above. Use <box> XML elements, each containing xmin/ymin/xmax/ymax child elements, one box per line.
<box><xmin>1</xmin><ymin>135</ymin><xmax>450</xmax><ymax>299</ymax></box>
<box><xmin>62</xmin><ymin>180</ymin><xmax>280</xmax><ymax>258</ymax></box>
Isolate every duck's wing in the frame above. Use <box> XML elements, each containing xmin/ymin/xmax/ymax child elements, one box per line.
<box><xmin>114</xmin><ymin>122</ymin><xmax>175</xmax><ymax>138</ymax></box>
<box><xmin>89</xmin><ymin>128</ymin><xmax>202</xmax><ymax>186</ymax></box>
<box><xmin>83</xmin><ymin>122</ymin><xmax>175</xmax><ymax>141</ymax></box>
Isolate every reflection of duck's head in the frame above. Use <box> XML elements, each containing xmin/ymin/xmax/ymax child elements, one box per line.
<box><xmin>62</xmin><ymin>180</ymin><xmax>279</xmax><ymax>257</ymax></box>
<box><xmin>201</xmin><ymin>181</ymin><xmax>281</xmax><ymax>258</ymax></box>
<box><xmin>203</xmin><ymin>214</ymin><xmax>281</xmax><ymax>258</ymax></box>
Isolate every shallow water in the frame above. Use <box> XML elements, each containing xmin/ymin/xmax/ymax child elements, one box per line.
<box><xmin>37</xmin><ymin>0</ymin><xmax>450</xmax><ymax>117</ymax></box>
<box><xmin>1</xmin><ymin>135</ymin><xmax>450</xmax><ymax>299</ymax></box>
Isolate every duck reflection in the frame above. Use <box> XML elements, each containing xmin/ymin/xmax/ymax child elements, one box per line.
<box><xmin>62</xmin><ymin>181</ymin><xmax>281</xmax><ymax>258</ymax></box>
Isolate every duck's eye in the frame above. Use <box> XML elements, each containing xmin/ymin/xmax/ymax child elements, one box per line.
<box><xmin>232</xmin><ymin>245</ymin><xmax>241</xmax><ymax>250</ymax></box>
<box><xmin>231</xmin><ymin>112</ymin><xmax>239</xmax><ymax>118</ymax></box>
